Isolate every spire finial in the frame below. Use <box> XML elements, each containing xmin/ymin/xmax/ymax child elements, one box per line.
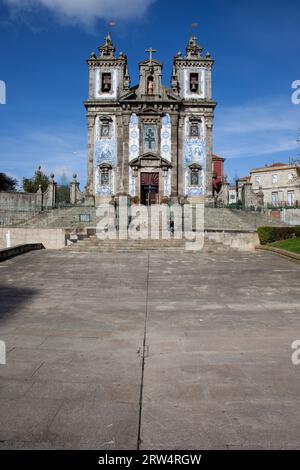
<box><xmin>186</xmin><ymin>34</ymin><xmax>203</xmax><ymax>59</ymax></box>
<box><xmin>98</xmin><ymin>32</ymin><xmax>116</xmax><ymax>58</ymax></box>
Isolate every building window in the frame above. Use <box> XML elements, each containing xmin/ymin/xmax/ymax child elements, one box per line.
<box><xmin>100</xmin><ymin>121</ymin><xmax>110</xmax><ymax>138</ymax></box>
<box><xmin>272</xmin><ymin>174</ymin><xmax>278</xmax><ymax>184</ymax></box>
<box><xmin>288</xmin><ymin>172</ymin><xmax>293</xmax><ymax>182</ymax></box>
<box><xmin>190</xmin><ymin>121</ymin><xmax>200</xmax><ymax>138</ymax></box>
<box><xmin>101</xmin><ymin>73</ymin><xmax>112</xmax><ymax>93</ymax></box>
<box><xmin>190</xmin><ymin>171</ymin><xmax>200</xmax><ymax>187</ymax></box>
<box><xmin>288</xmin><ymin>191</ymin><xmax>295</xmax><ymax>206</ymax></box>
<box><xmin>100</xmin><ymin>170</ymin><xmax>110</xmax><ymax>186</ymax></box>
<box><xmin>190</xmin><ymin>73</ymin><xmax>199</xmax><ymax>93</ymax></box>
<box><xmin>272</xmin><ymin>192</ymin><xmax>279</xmax><ymax>206</ymax></box>
<box><xmin>255</xmin><ymin>176</ymin><xmax>261</xmax><ymax>184</ymax></box>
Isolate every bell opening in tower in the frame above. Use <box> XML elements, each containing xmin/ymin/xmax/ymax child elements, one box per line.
<box><xmin>101</xmin><ymin>73</ymin><xmax>112</xmax><ymax>93</ymax></box>
<box><xmin>190</xmin><ymin>73</ymin><xmax>199</xmax><ymax>93</ymax></box>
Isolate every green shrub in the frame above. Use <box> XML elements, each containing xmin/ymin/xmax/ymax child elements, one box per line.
<box><xmin>228</xmin><ymin>201</ymin><xmax>243</xmax><ymax>210</ymax></box>
<box><xmin>257</xmin><ymin>226</ymin><xmax>300</xmax><ymax>245</ymax></box>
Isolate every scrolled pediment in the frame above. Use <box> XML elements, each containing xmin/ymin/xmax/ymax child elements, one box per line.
<box><xmin>129</xmin><ymin>153</ymin><xmax>172</xmax><ymax>169</ymax></box>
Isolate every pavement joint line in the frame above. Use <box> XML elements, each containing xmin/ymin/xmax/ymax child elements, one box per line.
<box><xmin>30</xmin><ymin>361</ymin><xmax>46</xmax><ymax>379</ymax></box>
<box><xmin>137</xmin><ymin>253</ymin><xmax>150</xmax><ymax>451</ymax></box>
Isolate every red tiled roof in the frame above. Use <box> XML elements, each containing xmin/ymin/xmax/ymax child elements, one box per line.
<box><xmin>267</xmin><ymin>163</ymin><xmax>287</xmax><ymax>167</ymax></box>
<box><xmin>237</xmin><ymin>176</ymin><xmax>250</xmax><ymax>181</ymax></box>
<box><xmin>251</xmin><ymin>162</ymin><xmax>290</xmax><ymax>172</ymax></box>
<box><xmin>212</xmin><ymin>154</ymin><xmax>225</xmax><ymax>161</ymax></box>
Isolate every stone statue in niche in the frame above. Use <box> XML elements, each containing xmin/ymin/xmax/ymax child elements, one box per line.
<box><xmin>147</xmin><ymin>76</ymin><xmax>154</xmax><ymax>95</ymax></box>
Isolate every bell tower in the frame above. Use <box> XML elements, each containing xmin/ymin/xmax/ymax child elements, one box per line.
<box><xmin>85</xmin><ymin>33</ymin><xmax>131</xmax><ymax>199</ymax></box>
<box><xmin>173</xmin><ymin>35</ymin><xmax>213</xmax><ymax>100</ymax></box>
<box><xmin>87</xmin><ymin>33</ymin><xmax>130</xmax><ymax>102</ymax></box>
<box><xmin>172</xmin><ymin>35</ymin><xmax>216</xmax><ymax>202</ymax></box>
<box><xmin>137</xmin><ymin>48</ymin><xmax>164</xmax><ymax>98</ymax></box>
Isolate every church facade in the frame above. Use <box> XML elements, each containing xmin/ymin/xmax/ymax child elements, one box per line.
<box><xmin>84</xmin><ymin>33</ymin><xmax>216</xmax><ymax>205</ymax></box>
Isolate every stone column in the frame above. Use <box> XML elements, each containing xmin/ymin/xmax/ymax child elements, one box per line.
<box><xmin>221</xmin><ymin>181</ymin><xmax>230</xmax><ymax>206</ymax></box>
<box><xmin>170</xmin><ymin>112</ymin><xmax>179</xmax><ymax>199</ymax></box>
<box><xmin>43</xmin><ymin>174</ymin><xmax>57</xmax><ymax>209</ymax></box>
<box><xmin>36</xmin><ymin>185</ymin><xmax>43</xmax><ymax>211</ymax></box>
<box><xmin>86</xmin><ymin>114</ymin><xmax>96</xmax><ymax>195</ymax></box>
<box><xmin>70</xmin><ymin>174</ymin><xmax>81</xmax><ymax>205</ymax></box>
<box><xmin>205</xmin><ymin>67</ymin><xmax>212</xmax><ymax>100</ymax></box>
<box><xmin>243</xmin><ymin>182</ymin><xmax>254</xmax><ymax>209</ymax></box>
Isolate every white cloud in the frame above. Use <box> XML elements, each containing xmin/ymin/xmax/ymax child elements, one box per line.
<box><xmin>4</xmin><ymin>0</ymin><xmax>156</xmax><ymax>26</ymax></box>
<box><xmin>214</xmin><ymin>98</ymin><xmax>300</xmax><ymax>159</ymax></box>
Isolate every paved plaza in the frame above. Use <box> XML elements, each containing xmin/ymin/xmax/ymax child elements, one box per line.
<box><xmin>0</xmin><ymin>249</ymin><xmax>300</xmax><ymax>449</ymax></box>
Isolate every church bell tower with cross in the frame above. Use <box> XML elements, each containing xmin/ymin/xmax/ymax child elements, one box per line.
<box><xmin>138</xmin><ymin>48</ymin><xmax>164</xmax><ymax>97</ymax></box>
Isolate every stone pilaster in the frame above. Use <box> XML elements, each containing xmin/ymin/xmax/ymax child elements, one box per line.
<box><xmin>170</xmin><ymin>113</ymin><xmax>179</xmax><ymax>199</ymax></box>
<box><xmin>86</xmin><ymin>114</ymin><xmax>96</xmax><ymax>195</ymax></box>
<box><xmin>177</xmin><ymin>115</ymin><xmax>185</xmax><ymax>199</ymax></box>
<box><xmin>205</xmin><ymin>116</ymin><xmax>213</xmax><ymax>202</ymax></box>
<box><xmin>120</xmin><ymin>113</ymin><xmax>130</xmax><ymax>195</ymax></box>
<box><xmin>89</xmin><ymin>65</ymin><xmax>95</xmax><ymax>100</ymax></box>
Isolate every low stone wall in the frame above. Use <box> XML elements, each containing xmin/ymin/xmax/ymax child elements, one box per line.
<box><xmin>0</xmin><ymin>244</ymin><xmax>44</xmax><ymax>262</ymax></box>
<box><xmin>256</xmin><ymin>245</ymin><xmax>300</xmax><ymax>264</ymax></box>
<box><xmin>205</xmin><ymin>229</ymin><xmax>260</xmax><ymax>252</ymax></box>
<box><xmin>0</xmin><ymin>228</ymin><xmax>66</xmax><ymax>250</ymax></box>
<box><xmin>0</xmin><ymin>191</ymin><xmax>42</xmax><ymax>211</ymax></box>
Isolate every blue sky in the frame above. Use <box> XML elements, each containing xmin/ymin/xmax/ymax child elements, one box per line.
<box><xmin>0</xmin><ymin>0</ymin><xmax>299</xmax><ymax>187</ymax></box>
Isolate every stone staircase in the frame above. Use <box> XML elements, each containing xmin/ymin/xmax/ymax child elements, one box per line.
<box><xmin>7</xmin><ymin>206</ymin><xmax>284</xmax><ymax>230</ymax></box>
<box><xmin>65</xmin><ymin>235</ymin><xmax>233</xmax><ymax>254</ymax></box>
<box><xmin>203</xmin><ymin>208</ymin><xmax>282</xmax><ymax>230</ymax></box>
<box><xmin>11</xmin><ymin>206</ymin><xmax>97</xmax><ymax>229</ymax></box>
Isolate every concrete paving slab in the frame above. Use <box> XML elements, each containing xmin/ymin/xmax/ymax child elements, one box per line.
<box><xmin>0</xmin><ymin>249</ymin><xmax>300</xmax><ymax>449</ymax></box>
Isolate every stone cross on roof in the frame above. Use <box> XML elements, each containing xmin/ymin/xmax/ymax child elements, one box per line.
<box><xmin>145</xmin><ymin>48</ymin><xmax>157</xmax><ymax>64</ymax></box>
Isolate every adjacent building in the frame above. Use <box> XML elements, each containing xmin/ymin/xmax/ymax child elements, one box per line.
<box><xmin>250</xmin><ymin>163</ymin><xmax>300</xmax><ymax>207</ymax></box>
<box><xmin>212</xmin><ymin>154</ymin><xmax>225</xmax><ymax>195</ymax></box>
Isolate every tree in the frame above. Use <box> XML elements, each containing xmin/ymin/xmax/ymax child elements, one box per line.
<box><xmin>56</xmin><ymin>171</ymin><xmax>70</xmax><ymax>205</ymax></box>
<box><xmin>22</xmin><ymin>166</ymin><xmax>49</xmax><ymax>193</ymax></box>
<box><xmin>56</xmin><ymin>185</ymin><xmax>70</xmax><ymax>204</ymax></box>
<box><xmin>0</xmin><ymin>173</ymin><xmax>18</xmax><ymax>192</ymax></box>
